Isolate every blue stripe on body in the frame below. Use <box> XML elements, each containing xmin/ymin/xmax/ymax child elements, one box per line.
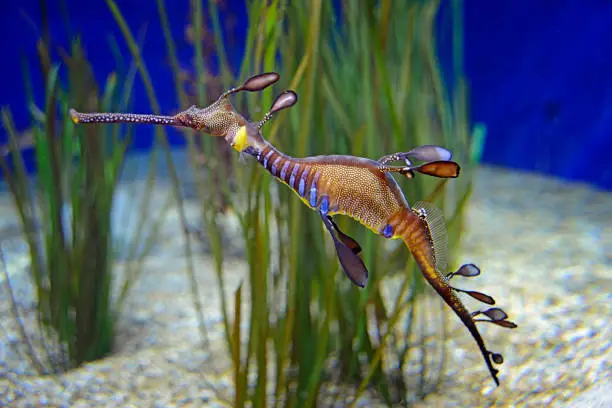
<box><xmin>280</xmin><ymin>161</ymin><xmax>290</xmax><ymax>180</ymax></box>
<box><xmin>262</xmin><ymin>150</ymin><xmax>274</xmax><ymax>168</ymax></box>
<box><xmin>298</xmin><ymin>168</ymin><xmax>309</xmax><ymax>197</ymax></box>
<box><xmin>309</xmin><ymin>171</ymin><xmax>320</xmax><ymax>207</ymax></box>
<box><xmin>289</xmin><ymin>163</ymin><xmax>300</xmax><ymax>189</ymax></box>
<box><xmin>320</xmin><ymin>195</ymin><xmax>329</xmax><ymax>215</ymax></box>
<box><xmin>271</xmin><ymin>157</ymin><xmax>281</xmax><ymax>176</ymax></box>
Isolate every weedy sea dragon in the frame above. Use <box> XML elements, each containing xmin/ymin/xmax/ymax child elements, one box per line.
<box><xmin>70</xmin><ymin>72</ymin><xmax>517</xmax><ymax>386</ymax></box>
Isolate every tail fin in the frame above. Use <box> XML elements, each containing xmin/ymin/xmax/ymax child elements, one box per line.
<box><xmin>399</xmin><ymin>203</ymin><xmax>516</xmax><ymax>386</ymax></box>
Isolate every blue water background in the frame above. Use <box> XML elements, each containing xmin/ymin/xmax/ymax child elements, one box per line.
<box><xmin>0</xmin><ymin>0</ymin><xmax>611</xmax><ymax>190</ymax></box>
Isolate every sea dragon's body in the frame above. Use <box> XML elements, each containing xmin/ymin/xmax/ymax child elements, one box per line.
<box><xmin>236</xmin><ymin>126</ymin><xmax>505</xmax><ymax>386</ymax></box>
<box><xmin>69</xmin><ymin>72</ymin><xmax>516</xmax><ymax>386</ymax></box>
<box><xmin>252</xmin><ymin>146</ymin><xmax>408</xmax><ymax>231</ymax></box>
<box><xmin>245</xmin><ymin>144</ymin><xmax>445</xmax><ymax>290</ymax></box>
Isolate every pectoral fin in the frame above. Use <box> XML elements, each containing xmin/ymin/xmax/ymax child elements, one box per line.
<box><xmin>321</xmin><ymin>213</ymin><xmax>369</xmax><ymax>287</ymax></box>
<box><xmin>327</xmin><ymin>216</ymin><xmax>362</xmax><ymax>254</ymax></box>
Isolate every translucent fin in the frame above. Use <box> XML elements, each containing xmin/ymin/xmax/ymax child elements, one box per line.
<box><xmin>412</xmin><ymin>201</ymin><xmax>449</xmax><ymax>273</ymax></box>
<box><xmin>407</xmin><ymin>145</ymin><xmax>453</xmax><ymax>162</ymax></box>
<box><xmin>482</xmin><ymin>307</ymin><xmax>508</xmax><ymax>321</ymax></box>
<box><xmin>456</xmin><ymin>263</ymin><xmax>480</xmax><ymax>277</ymax></box>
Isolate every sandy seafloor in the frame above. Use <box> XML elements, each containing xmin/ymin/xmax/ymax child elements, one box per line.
<box><xmin>0</xmin><ymin>151</ymin><xmax>610</xmax><ymax>407</ymax></box>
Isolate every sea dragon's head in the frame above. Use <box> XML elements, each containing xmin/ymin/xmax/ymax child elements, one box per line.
<box><xmin>69</xmin><ymin>72</ymin><xmax>297</xmax><ymax>153</ymax></box>
<box><xmin>225</xmin><ymin>88</ymin><xmax>298</xmax><ymax>153</ymax></box>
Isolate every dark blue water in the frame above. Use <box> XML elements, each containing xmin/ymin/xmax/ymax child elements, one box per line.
<box><xmin>1</xmin><ymin>0</ymin><xmax>611</xmax><ymax>190</ymax></box>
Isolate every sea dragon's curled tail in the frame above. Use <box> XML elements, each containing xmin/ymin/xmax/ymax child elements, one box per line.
<box><xmin>395</xmin><ymin>202</ymin><xmax>516</xmax><ymax>386</ymax></box>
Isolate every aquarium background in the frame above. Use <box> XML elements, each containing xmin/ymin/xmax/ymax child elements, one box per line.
<box><xmin>1</xmin><ymin>1</ymin><xmax>610</xmax><ymax>407</ymax></box>
<box><xmin>1</xmin><ymin>0</ymin><xmax>611</xmax><ymax>190</ymax></box>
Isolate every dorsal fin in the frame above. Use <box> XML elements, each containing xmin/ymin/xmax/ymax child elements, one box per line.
<box><xmin>412</xmin><ymin>201</ymin><xmax>449</xmax><ymax>273</ymax></box>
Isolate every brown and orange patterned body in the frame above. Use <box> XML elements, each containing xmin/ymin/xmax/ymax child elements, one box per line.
<box><xmin>247</xmin><ymin>143</ymin><xmax>418</xmax><ymax>238</ymax></box>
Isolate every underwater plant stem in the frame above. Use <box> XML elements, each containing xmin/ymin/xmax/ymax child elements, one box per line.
<box><xmin>105</xmin><ymin>0</ymin><xmax>210</xmax><ymax>347</ymax></box>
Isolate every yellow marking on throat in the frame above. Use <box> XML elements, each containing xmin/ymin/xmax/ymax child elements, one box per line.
<box><xmin>233</xmin><ymin>126</ymin><xmax>248</xmax><ymax>152</ymax></box>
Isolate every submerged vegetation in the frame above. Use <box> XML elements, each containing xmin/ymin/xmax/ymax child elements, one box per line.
<box><xmin>0</xmin><ymin>24</ymin><xmax>174</xmax><ymax>369</ymax></box>
<box><xmin>1</xmin><ymin>0</ymin><xmax>485</xmax><ymax>405</ymax></box>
